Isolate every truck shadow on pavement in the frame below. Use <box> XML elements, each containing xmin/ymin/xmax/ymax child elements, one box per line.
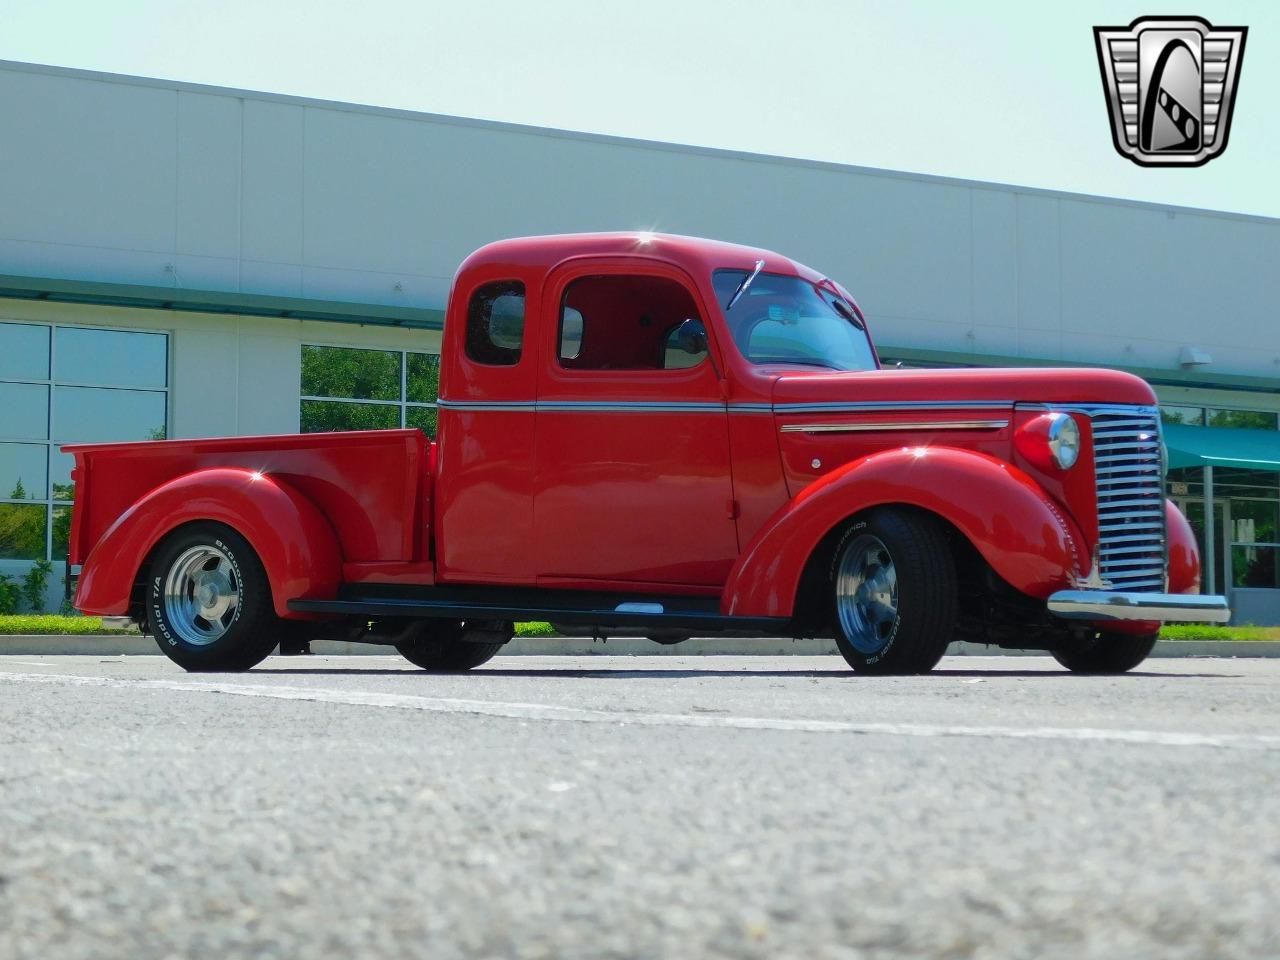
<box><xmin>248</xmin><ymin>665</ymin><xmax>1235</xmax><ymax>679</ymax></box>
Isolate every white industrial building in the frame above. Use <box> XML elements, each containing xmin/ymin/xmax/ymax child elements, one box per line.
<box><xmin>1</xmin><ymin>59</ymin><xmax>1277</xmax><ymax>620</ymax></box>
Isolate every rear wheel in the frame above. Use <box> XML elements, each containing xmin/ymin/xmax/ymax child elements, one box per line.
<box><xmin>1052</xmin><ymin>631</ymin><xmax>1158</xmax><ymax>674</ymax></box>
<box><xmin>148</xmin><ymin>522</ymin><xmax>280</xmax><ymax>672</ymax></box>
<box><xmin>830</xmin><ymin>509</ymin><xmax>957</xmax><ymax>675</ymax></box>
<box><xmin>396</xmin><ymin>620</ymin><xmax>511</xmax><ymax>671</ymax></box>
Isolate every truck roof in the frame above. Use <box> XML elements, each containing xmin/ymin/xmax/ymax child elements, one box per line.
<box><xmin>457</xmin><ymin>232</ymin><xmax>823</xmax><ymax>283</ymax></box>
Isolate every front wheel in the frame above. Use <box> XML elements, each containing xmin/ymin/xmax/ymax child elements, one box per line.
<box><xmin>830</xmin><ymin>509</ymin><xmax>958</xmax><ymax>675</ymax></box>
<box><xmin>1052</xmin><ymin>631</ymin><xmax>1158</xmax><ymax>674</ymax></box>
<box><xmin>396</xmin><ymin>620</ymin><xmax>512</xmax><ymax>671</ymax></box>
<box><xmin>646</xmin><ymin>630</ymin><xmax>692</xmax><ymax>646</ymax></box>
<box><xmin>148</xmin><ymin>522</ymin><xmax>280</xmax><ymax>672</ymax></box>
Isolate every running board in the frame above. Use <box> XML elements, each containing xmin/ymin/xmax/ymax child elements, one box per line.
<box><xmin>288</xmin><ymin>595</ymin><xmax>788</xmax><ymax>634</ymax></box>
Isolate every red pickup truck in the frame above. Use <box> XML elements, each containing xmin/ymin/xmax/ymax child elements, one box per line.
<box><xmin>66</xmin><ymin>233</ymin><xmax>1228</xmax><ymax>674</ymax></box>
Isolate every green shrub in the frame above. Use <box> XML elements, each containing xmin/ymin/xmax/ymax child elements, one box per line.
<box><xmin>515</xmin><ymin>621</ymin><xmax>558</xmax><ymax>638</ymax></box>
<box><xmin>0</xmin><ymin>614</ymin><xmax>139</xmax><ymax>635</ymax></box>
<box><xmin>0</xmin><ymin>575</ymin><xmax>20</xmax><ymax>615</ymax></box>
<box><xmin>21</xmin><ymin>559</ymin><xmax>53</xmax><ymax>612</ymax></box>
<box><xmin>1160</xmin><ymin>624</ymin><xmax>1280</xmax><ymax>642</ymax></box>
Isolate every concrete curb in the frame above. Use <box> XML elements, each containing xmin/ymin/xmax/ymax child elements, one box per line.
<box><xmin>2</xmin><ymin>635</ymin><xmax>1278</xmax><ymax>658</ymax></box>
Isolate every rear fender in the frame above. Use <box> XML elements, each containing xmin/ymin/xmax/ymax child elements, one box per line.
<box><xmin>75</xmin><ymin>468</ymin><xmax>341</xmax><ymax>618</ymax></box>
<box><xmin>722</xmin><ymin>447</ymin><xmax>1086</xmax><ymax>618</ymax></box>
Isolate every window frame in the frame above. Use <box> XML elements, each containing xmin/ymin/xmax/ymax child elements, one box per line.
<box><xmin>299</xmin><ymin>343</ymin><xmax>441</xmax><ymax>437</ymax></box>
<box><xmin>0</xmin><ymin>319</ymin><xmax>171</xmax><ymax>562</ymax></box>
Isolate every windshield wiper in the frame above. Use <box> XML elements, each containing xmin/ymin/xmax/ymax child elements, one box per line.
<box><xmin>725</xmin><ymin>259</ymin><xmax>765</xmax><ymax>311</ymax></box>
<box><xmin>751</xmin><ymin>357</ymin><xmax>844</xmax><ymax>370</ymax></box>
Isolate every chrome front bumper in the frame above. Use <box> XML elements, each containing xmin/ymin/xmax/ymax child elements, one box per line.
<box><xmin>1047</xmin><ymin>590</ymin><xmax>1231</xmax><ymax>624</ymax></box>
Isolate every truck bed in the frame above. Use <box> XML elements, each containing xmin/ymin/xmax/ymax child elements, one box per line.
<box><xmin>66</xmin><ymin>429</ymin><xmax>430</xmax><ymax>568</ymax></box>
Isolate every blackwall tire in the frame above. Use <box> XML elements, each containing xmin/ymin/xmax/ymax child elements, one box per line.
<box><xmin>1052</xmin><ymin>631</ymin><xmax>1158</xmax><ymax>674</ymax></box>
<box><xmin>396</xmin><ymin>620</ymin><xmax>511</xmax><ymax>671</ymax></box>
<box><xmin>148</xmin><ymin>522</ymin><xmax>280</xmax><ymax>672</ymax></box>
<box><xmin>830</xmin><ymin>508</ymin><xmax>957</xmax><ymax>675</ymax></box>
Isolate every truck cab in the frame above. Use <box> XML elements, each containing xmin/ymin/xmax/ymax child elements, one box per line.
<box><xmin>66</xmin><ymin>233</ymin><xmax>1228</xmax><ymax>674</ymax></box>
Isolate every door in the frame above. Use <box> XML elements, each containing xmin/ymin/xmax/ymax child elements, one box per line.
<box><xmin>533</xmin><ymin>259</ymin><xmax>739</xmax><ymax>588</ymax></box>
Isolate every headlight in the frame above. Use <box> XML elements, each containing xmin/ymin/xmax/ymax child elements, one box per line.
<box><xmin>1047</xmin><ymin>413</ymin><xmax>1080</xmax><ymax>469</ymax></box>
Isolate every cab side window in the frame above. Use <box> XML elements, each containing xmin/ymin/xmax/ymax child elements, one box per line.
<box><xmin>558</xmin><ymin>275</ymin><xmax>705</xmax><ymax>371</ymax></box>
<box><xmin>466</xmin><ymin>281</ymin><xmax>525</xmax><ymax>366</ymax></box>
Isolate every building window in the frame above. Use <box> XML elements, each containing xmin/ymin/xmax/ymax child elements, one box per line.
<box><xmin>1161</xmin><ymin>404</ymin><xmax>1279</xmax><ymax>431</ymax></box>
<box><xmin>0</xmin><ymin>321</ymin><xmax>168</xmax><ymax>561</ymax></box>
<box><xmin>1159</xmin><ymin>405</ymin><xmax>1206</xmax><ymax>426</ymax></box>
<box><xmin>1208</xmin><ymin>408</ymin><xmax>1279</xmax><ymax>431</ymax></box>
<box><xmin>300</xmin><ymin>345</ymin><xmax>439</xmax><ymax>438</ymax></box>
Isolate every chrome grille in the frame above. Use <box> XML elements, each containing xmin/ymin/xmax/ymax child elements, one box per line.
<box><xmin>1078</xmin><ymin>404</ymin><xmax>1167</xmax><ymax>591</ymax></box>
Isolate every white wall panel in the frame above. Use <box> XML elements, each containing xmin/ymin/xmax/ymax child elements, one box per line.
<box><xmin>0</xmin><ymin>238</ymin><xmax>172</xmax><ymax>287</ymax></box>
<box><xmin>176</xmin><ymin>92</ymin><xmax>241</xmax><ymax>258</ymax></box>
<box><xmin>970</xmin><ymin>190</ymin><xmax>1018</xmax><ymax>330</ymax></box>
<box><xmin>303</xmin><ymin>109</ymin><xmax>441</xmax><ymax>275</ymax></box>
<box><xmin>241</xmin><ymin>100</ymin><xmax>304</xmax><ymax>264</ymax></box>
<box><xmin>171</xmin><ymin>254</ymin><xmax>240</xmax><ymax>293</ymax></box>
<box><xmin>235</xmin><ymin>325</ymin><xmax>301</xmax><ymax>436</ymax></box>
<box><xmin>0</xmin><ymin>70</ymin><xmax>175</xmax><ymax>252</ymax></box>
<box><xmin>1014</xmin><ymin>195</ymin><xmax>1062</xmax><ymax>333</ymax></box>
<box><xmin>170</xmin><ymin>320</ymin><xmax>239</xmax><ymax>438</ymax></box>
<box><xmin>238</xmin><ymin>260</ymin><xmax>303</xmax><ymax>298</ymax></box>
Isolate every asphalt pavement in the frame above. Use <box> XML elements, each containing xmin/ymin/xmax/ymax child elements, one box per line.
<box><xmin>2</xmin><ymin>653</ymin><xmax>1278</xmax><ymax>960</ymax></box>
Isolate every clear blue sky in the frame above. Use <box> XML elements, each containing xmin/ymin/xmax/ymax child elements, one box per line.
<box><xmin>3</xmin><ymin>0</ymin><xmax>1276</xmax><ymax>218</ymax></box>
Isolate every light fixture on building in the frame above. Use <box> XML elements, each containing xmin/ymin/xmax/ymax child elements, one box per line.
<box><xmin>1178</xmin><ymin>346</ymin><xmax>1213</xmax><ymax>368</ymax></box>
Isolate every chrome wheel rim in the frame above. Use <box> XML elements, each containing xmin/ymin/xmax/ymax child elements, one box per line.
<box><xmin>835</xmin><ymin>534</ymin><xmax>899</xmax><ymax>654</ymax></box>
<box><xmin>162</xmin><ymin>545</ymin><xmax>240</xmax><ymax>645</ymax></box>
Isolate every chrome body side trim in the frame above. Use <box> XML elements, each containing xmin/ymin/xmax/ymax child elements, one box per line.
<box><xmin>774</xmin><ymin>400</ymin><xmax>1013</xmax><ymax>413</ymax></box>
<box><xmin>438</xmin><ymin>398</ymin><xmax>1016</xmax><ymax>416</ymax></box>
<box><xmin>436</xmin><ymin>399</ymin><xmax>537</xmax><ymax>412</ymax></box>
<box><xmin>536</xmin><ymin>401</ymin><xmax>726</xmax><ymax>413</ymax></box>
<box><xmin>780</xmin><ymin>419</ymin><xmax>1009</xmax><ymax>434</ymax></box>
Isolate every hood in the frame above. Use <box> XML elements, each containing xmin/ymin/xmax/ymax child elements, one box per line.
<box><xmin>770</xmin><ymin>366</ymin><xmax>1157</xmax><ymax>409</ymax></box>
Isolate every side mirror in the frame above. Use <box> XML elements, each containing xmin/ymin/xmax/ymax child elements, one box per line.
<box><xmin>674</xmin><ymin>318</ymin><xmax>708</xmax><ymax>355</ymax></box>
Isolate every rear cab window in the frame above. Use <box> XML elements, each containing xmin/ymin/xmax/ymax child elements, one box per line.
<box><xmin>466</xmin><ymin>281</ymin><xmax>526</xmax><ymax>366</ymax></box>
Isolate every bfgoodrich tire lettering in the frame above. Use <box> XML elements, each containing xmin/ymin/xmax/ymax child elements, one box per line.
<box><xmin>148</xmin><ymin>522</ymin><xmax>280</xmax><ymax>672</ymax></box>
<box><xmin>830</xmin><ymin>508</ymin><xmax>958</xmax><ymax>675</ymax></box>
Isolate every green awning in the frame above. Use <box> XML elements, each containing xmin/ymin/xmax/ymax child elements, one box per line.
<box><xmin>1164</xmin><ymin>423</ymin><xmax>1280</xmax><ymax>472</ymax></box>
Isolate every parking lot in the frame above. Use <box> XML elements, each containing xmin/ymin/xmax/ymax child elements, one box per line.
<box><xmin>3</xmin><ymin>653</ymin><xmax>1278</xmax><ymax>959</ymax></box>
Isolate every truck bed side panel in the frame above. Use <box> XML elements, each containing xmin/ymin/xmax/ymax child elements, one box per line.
<box><xmin>68</xmin><ymin>429</ymin><xmax>427</xmax><ymax>566</ymax></box>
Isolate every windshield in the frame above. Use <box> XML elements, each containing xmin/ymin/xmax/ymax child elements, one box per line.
<box><xmin>712</xmin><ymin>269</ymin><xmax>878</xmax><ymax>372</ymax></box>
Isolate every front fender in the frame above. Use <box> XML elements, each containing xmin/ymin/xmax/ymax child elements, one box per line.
<box><xmin>76</xmin><ymin>468</ymin><xmax>341</xmax><ymax>618</ymax></box>
<box><xmin>1166</xmin><ymin>498</ymin><xmax>1201</xmax><ymax>595</ymax></box>
<box><xmin>722</xmin><ymin>447</ymin><xmax>1087</xmax><ymax>618</ymax></box>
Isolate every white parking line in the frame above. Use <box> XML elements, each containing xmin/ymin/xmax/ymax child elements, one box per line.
<box><xmin>3</xmin><ymin>670</ymin><xmax>1278</xmax><ymax>750</ymax></box>
<box><xmin>4</xmin><ymin>660</ymin><xmax>66</xmax><ymax>667</ymax></box>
